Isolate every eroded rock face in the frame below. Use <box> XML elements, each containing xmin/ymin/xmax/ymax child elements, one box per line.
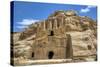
<box><xmin>66</xmin><ymin>30</ymin><xmax>97</xmax><ymax>57</ymax></box>
<box><xmin>12</xmin><ymin>10</ymin><xmax>97</xmax><ymax>65</ymax></box>
<box><xmin>19</xmin><ymin>10</ymin><xmax>96</xmax><ymax>40</ymax></box>
<box><xmin>19</xmin><ymin>24</ymin><xmax>37</xmax><ymax>40</ymax></box>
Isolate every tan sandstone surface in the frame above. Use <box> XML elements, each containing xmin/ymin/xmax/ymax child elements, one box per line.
<box><xmin>11</xmin><ymin>10</ymin><xmax>97</xmax><ymax>66</ymax></box>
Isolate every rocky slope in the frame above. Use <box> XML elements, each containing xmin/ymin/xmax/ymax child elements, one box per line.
<box><xmin>11</xmin><ymin>10</ymin><xmax>97</xmax><ymax>65</ymax></box>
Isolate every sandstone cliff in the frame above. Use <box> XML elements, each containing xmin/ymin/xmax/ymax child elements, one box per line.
<box><xmin>11</xmin><ymin>10</ymin><xmax>97</xmax><ymax>65</ymax></box>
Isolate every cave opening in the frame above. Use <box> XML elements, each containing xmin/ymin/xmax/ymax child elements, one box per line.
<box><xmin>49</xmin><ymin>31</ymin><xmax>54</xmax><ymax>36</ymax></box>
<box><xmin>32</xmin><ymin>52</ymin><xmax>34</xmax><ymax>58</ymax></box>
<box><xmin>48</xmin><ymin>51</ymin><xmax>54</xmax><ymax>59</ymax></box>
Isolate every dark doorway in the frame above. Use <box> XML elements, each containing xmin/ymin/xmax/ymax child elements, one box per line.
<box><xmin>48</xmin><ymin>51</ymin><xmax>54</xmax><ymax>59</ymax></box>
<box><xmin>32</xmin><ymin>52</ymin><xmax>34</xmax><ymax>57</ymax></box>
<box><xmin>49</xmin><ymin>31</ymin><xmax>54</xmax><ymax>36</ymax></box>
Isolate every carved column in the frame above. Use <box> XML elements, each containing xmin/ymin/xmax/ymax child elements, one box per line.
<box><xmin>43</xmin><ymin>21</ymin><xmax>46</xmax><ymax>31</ymax></box>
<box><xmin>66</xmin><ymin>34</ymin><xmax>73</xmax><ymax>59</ymax></box>
<box><xmin>61</xmin><ymin>18</ymin><xmax>64</xmax><ymax>26</ymax></box>
<box><xmin>54</xmin><ymin>19</ymin><xmax>57</xmax><ymax>29</ymax></box>
<box><xmin>49</xmin><ymin>20</ymin><xmax>52</xmax><ymax>30</ymax></box>
<box><xmin>59</xmin><ymin>18</ymin><xmax>63</xmax><ymax>27</ymax></box>
<box><xmin>36</xmin><ymin>23</ymin><xmax>40</xmax><ymax>37</ymax></box>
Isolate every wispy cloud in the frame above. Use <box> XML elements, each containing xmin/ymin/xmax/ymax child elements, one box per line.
<box><xmin>16</xmin><ymin>25</ymin><xmax>28</xmax><ymax>29</ymax></box>
<box><xmin>80</xmin><ymin>5</ymin><xmax>96</xmax><ymax>13</ymax></box>
<box><xmin>16</xmin><ymin>19</ymin><xmax>39</xmax><ymax>29</ymax></box>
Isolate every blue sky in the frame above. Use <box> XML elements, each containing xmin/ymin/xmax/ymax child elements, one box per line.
<box><xmin>11</xmin><ymin>1</ymin><xmax>97</xmax><ymax>32</ymax></box>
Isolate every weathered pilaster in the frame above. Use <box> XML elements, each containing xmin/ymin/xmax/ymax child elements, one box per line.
<box><xmin>53</xmin><ymin>19</ymin><xmax>57</xmax><ymax>29</ymax></box>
